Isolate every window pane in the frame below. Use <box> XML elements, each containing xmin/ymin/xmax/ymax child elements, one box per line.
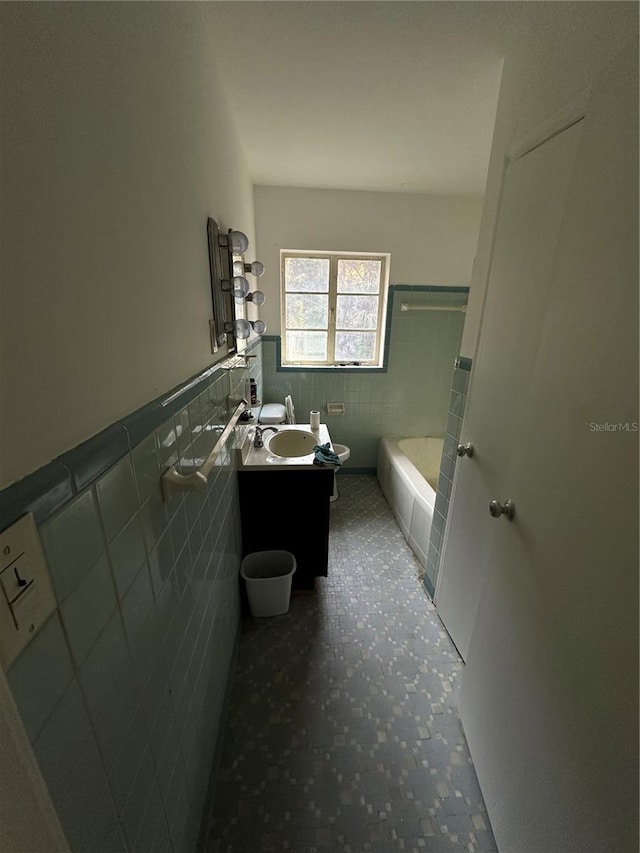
<box><xmin>337</xmin><ymin>259</ymin><xmax>381</xmax><ymax>293</ymax></box>
<box><xmin>335</xmin><ymin>331</ymin><xmax>377</xmax><ymax>362</ymax></box>
<box><xmin>286</xmin><ymin>294</ymin><xmax>328</xmax><ymax>329</ymax></box>
<box><xmin>285</xmin><ymin>257</ymin><xmax>330</xmax><ymax>292</ymax></box>
<box><xmin>336</xmin><ymin>295</ymin><xmax>379</xmax><ymax>330</ymax></box>
<box><xmin>286</xmin><ymin>331</ymin><xmax>327</xmax><ymax>362</ymax></box>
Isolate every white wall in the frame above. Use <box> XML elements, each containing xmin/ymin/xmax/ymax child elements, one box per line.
<box><xmin>460</xmin><ymin>2</ymin><xmax>638</xmax><ymax>358</ymax></box>
<box><xmin>254</xmin><ymin>186</ymin><xmax>483</xmax><ymax>334</ymax></box>
<box><xmin>0</xmin><ymin>3</ymin><xmax>255</xmax><ymax>488</ymax></box>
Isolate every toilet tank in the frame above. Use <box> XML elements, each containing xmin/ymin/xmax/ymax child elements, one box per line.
<box><xmin>258</xmin><ymin>403</ymin><xmax>286</xmax><ymax>424</ymax></box>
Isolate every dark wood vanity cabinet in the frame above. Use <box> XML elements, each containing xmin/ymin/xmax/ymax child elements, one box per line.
<box><xmin>237</xmin><ymin>469</ymin><xmax>334</xmax><ymax>590</ymax></box>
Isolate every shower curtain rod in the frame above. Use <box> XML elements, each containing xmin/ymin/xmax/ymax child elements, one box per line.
<box><xmin>400</xmin><ymin>303</ymin><xmax>467</xmax><ymax>312</ymax></box>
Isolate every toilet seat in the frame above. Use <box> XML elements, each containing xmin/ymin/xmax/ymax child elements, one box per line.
<box><xmin>330</xmin><ymin>443</ymin><xmax>351</xmax><ymax>502</ymax></box>
<box><xmin>332</xmin><ymin>443</ymin><xmax>351</xmax><ymax>464</ymax></box>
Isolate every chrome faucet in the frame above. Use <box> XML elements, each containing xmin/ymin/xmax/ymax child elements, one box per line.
<box><xmin>253</xmin><ymin>426</ymin><xmax>278</xmax><ymax>448</ymax></box>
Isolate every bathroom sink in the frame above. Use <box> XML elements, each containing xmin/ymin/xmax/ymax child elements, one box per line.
<box><xmin>267</xmin><ymin>429</ymin><xmax>318</xmax><ymax>458</ymax></box>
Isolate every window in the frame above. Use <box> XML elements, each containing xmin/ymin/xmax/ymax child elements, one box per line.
<box><xmin>281</xmin><ymin>251</ymin><xmax>390</xmax><ymax>367</ymax></box>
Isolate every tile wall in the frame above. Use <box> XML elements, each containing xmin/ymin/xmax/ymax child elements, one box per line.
<box><xmin>260</xmin><ymin>288</ymin><xmax>467</xmax><ymax>470</ymax></box>
<box><xmin>4</xmin><ymin>361</ymin><xmax>249</xmax><ymax>852</ymax></box>
<box><xmin>423</xmin><ymin>358</ymin><xmax>472</xmax><ymax>597</ymax></box>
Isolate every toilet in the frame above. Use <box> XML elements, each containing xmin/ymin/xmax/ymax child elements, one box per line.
<box><xmin>249</xmin><ymin>396</ymin><xmax>292</xmax><ymax>426</ymax></box>
<box><xmin>256</xmin><ymin>403</ymin><xmax>286</xmax><ymax>425</ymax></box>
<box><xmin>330</xmin><ymin>443</ymin><xmax>351</xmax><ymax>502</ymax></box>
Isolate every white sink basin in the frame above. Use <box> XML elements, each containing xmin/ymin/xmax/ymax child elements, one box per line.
<box><xmin>267</xmin><ymin>429</ymin><xmax>318</xmax><ymax>458</ymax></box>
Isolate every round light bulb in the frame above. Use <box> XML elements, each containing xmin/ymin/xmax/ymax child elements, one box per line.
<box><xmin>233</xmin><ymin>318</ymin><xmax>252</xmax><ymax>339</ymax></box>
<box><xmin>229</xmin><ymin>230</ymin><xmax>249</xmax><ymax>254</ymax></box>
<box><xmin>232</xmin><ymin>260</ymin><xmax>245</xmax><ymax>276</ymax></box>
<box><xmin>251</xmin><ymin>319</ymin><xmax>266</xmax><ymax>336</ymax></box>
<box><xmin>248</xmin><ymin>260</ymin><xmax>265</xmax><ymax>277</ymax></box>
<box><xmin>232</xmin><ymin>276</ymin><xmax>250</xmax><ymax>298</ymax></box>
<box><xmin>247</xmin><ymin>290</ymin><xmax>265</xmax><ymax>306</ymax></box>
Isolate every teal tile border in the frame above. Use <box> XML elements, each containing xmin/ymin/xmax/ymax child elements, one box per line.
<box><xmin>0</xmin><ymin>356</ymin><xmax>240</xmax><ymax>534</ymax></box>
<box><xmin>425</xmin><ymin>360</ymin><xmax>473</xmax><ymax>594</ymax></box>
<box><xmin>121</xmin><ymin>403</ymin><xmax>165</xmax><ymax>451</ymax></box>
<box><xmin>392</xmin><ymin>284</ymin><xmax>470</xmax><ymax>293</ymax></box>
<box><xmin>59</xmin><ymin>424</ymin><xmax>130</xmax><ymax>493</ymax></box>
<box><xmin>245</xmin><ymin>337</ymin><xmax>261</xmax><ymax>355</ymax></box>
<box><xmin>455</xmin><ymin>356</ymin><xmax>473</xmax><ymax>372</ymax></box>
<box><xmin>423</xmin><ymin>574</ymin><xmax>435</xmax><ymax>599</ymax></box>
<box><xmin>0</xmin><ymin>460</ymin><xmax>74</xmax><ymax>533</ymax></box>
<box><xmin>271</xmin><ymin>284</ymin><xmax>470</xmax><ymax>374</ymax></box>
<box><xmin>122</xmin><ymin>362</ymin><xmax>233</xmax><ymax>448</ymax></box>
<box><xmin>156</xmin><ymin>363</ymin><xmax>228</xmax><ymax>420</ymax></box>
<box><xmin>452</xmin><ymin>367</ymin><xmax>471</xmax><ymax>393</ymax></box>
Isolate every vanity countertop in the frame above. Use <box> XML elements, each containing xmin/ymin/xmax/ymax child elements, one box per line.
<box><xmin>238</xmin><ymin>423</ymin><xmax>334</xmax><ymax>470</ymax></box>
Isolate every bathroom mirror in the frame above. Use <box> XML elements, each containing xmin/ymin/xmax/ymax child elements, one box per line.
<box><xmin>207</xmin><ymin>216</ymin><xmax>238</xmax><ymax>354</ymax></box>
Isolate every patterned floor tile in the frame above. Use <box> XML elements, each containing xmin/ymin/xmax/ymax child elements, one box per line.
<box><xmin>201</xmin><ymin>476</ymin><xmax>497</xmax><ymax>852</ymax></box>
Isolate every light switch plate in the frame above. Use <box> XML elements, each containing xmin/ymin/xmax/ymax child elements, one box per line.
<box><xmin>0</xmin><ymin>513</ymin><xmax>57</xmax><ymax>670</ymax></box>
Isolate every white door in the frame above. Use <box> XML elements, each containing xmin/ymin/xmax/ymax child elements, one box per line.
<box><xmin>458</xmin><ymin>47</ymin><xmax>638</xmax><ymax>852</ymax></box>
<box><xmin>434</xmin><ymin>113</ymin><xmax>584</xmax><ymax>661</ymax></box>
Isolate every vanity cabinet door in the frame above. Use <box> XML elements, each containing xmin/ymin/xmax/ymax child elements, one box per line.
<box><xmin>238</xmin><ymin>469</ymin><xmax>334</xmax><ymax>590</ymax></box>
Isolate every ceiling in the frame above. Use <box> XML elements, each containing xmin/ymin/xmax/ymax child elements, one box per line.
<box><xmin>205</xmin><ymin>2</ymin><xmax>636</xmax><ymax>198</ymax></box>
<box><xmin>207</xmin><ymin>2</ymin><xmax>513</xmax><ymax>196</ymax></box>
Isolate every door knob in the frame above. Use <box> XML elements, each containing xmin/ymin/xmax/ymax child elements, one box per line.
<box><xmin>489</xmin><ymin>499</ymin><xmax>515</xmax><ymax>520</ymax></box>
<box><xmin>456</xmin><ymin>443</ymin><xmax>474</xmax><ymax>457</ymax></box>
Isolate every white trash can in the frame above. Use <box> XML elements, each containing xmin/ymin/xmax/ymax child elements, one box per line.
<box><xmin>240</xmin><ymin>550</ymin><xmax>297</xmax><ymax>617</ymax></box>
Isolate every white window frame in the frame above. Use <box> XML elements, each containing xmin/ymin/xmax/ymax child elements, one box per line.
<box><xmin>280</xmin><ymin>250</ymin><xmax>390</xmax><ymax>367</ymax></box>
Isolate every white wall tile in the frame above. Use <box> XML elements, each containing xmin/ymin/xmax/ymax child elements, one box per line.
<box><xmin>60</xmin><ymin>553</ymin><xmax>117</xmax><ymax>667</ymax></box>
<box><xmin>80</xmin><ymin>786</ymin><xmax>127</xmax><ymax>853</ymax></box>
<box><xmin>7</xmin><ymin>612</ymin><xmax>74</xmax><ymax>740</ymax></box>
<box><xmin>120</xmin><ymin>563</ymin><xmax>154</xmax><ymax>648</ymax></box>
<box><xmin>78</xmin><ymin>610</ymin><xmax>129</xmax><ymax>723</ymax></box>
<box><xmin>8</xmin><ymin>369</ymin><xmax>244</xmax><ymax>852</ymax></box>
<box><xmin>40</xmin><ymin>489</ymin><xmax>106</xmax><ymax>602</ymax></box>
<box><xmin>131</xmin><ymin>433</ymin><xmax>160</xmax><ymax>504</ymax></box>
<box><xmin>96</xmin><ymin>456</ymin><xmax>139</xmax><ymax>541</ymax></box>
<box><xmin>32</xmin><ymin>678</ymin><xmax>96</xmax><ymax>794</ymax></box>
<box><xmin>108</xmin><ymin>513</ymin><xmax>147</xmax><ymax>598</ymax></box>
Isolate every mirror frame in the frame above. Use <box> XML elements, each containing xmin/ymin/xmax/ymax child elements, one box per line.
<box><xmin>207</xmin><ymin>217</ymin><xmax>238</xmax><ymax>354</ymax></box>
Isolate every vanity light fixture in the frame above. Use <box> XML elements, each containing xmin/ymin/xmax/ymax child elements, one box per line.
<box><xmin>225</xmin><ymin>318</ymin><xmax>251</xmax><ymax>340</ymax></box>
<box><xmin>244</xmin><ymin>260</ymin><xmax>265</xmax><ymax>277</ymax></box>
<box><xmin>233</xmin><ymin>259</ymin><xmax>265</xmax><ymax>277</ymax></box>
<box><xmin>245</xmin><ymin>290</ymin><xmax>265</xmax><ymax>306</ymax></box>
<box><xmin>222</xmin><ymin>276</ymin><xmax>250</xmax><ymax>299</ymax></box>
<box><xmin>225</xmin><ymin>318</ymin><xmax>267</xmax><ymax>340</ymax></box>
<box><xmin>210</xmin><ymin>220</ymin><xmax>267</xmax><ymax>352</ymax></box>
<box><xmin>229</xmin><ymin>230</ymin><xmax>249</xmax><ymax>254</ymax></box>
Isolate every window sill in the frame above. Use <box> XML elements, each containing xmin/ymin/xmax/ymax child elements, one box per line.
<box><xmin>278</xmin><ymin>362</ymin><xmax>387</xmax><ymax>374</ymax></box>
<box><xmin>264</xmin><ymin>335</ymin><xmax>389</xmax><ymax>373</ymax></box>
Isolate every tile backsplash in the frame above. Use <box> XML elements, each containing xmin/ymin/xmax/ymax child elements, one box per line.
<box><xmin>4</xmin><ymin>361</ymin><xmax>248</xmax><ymax>852</ymax></box>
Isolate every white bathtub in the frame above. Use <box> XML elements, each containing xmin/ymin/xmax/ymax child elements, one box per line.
<box><xmin>377</xmin><ymin>436</ymin><xmax>444</xmax><ymax>571</ymax></box>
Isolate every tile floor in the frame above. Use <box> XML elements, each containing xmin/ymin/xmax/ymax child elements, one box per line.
<box><xmin>201</xmin><ymin>475</ymin><xmax>497</xmax><ymax>852</ymax></box>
